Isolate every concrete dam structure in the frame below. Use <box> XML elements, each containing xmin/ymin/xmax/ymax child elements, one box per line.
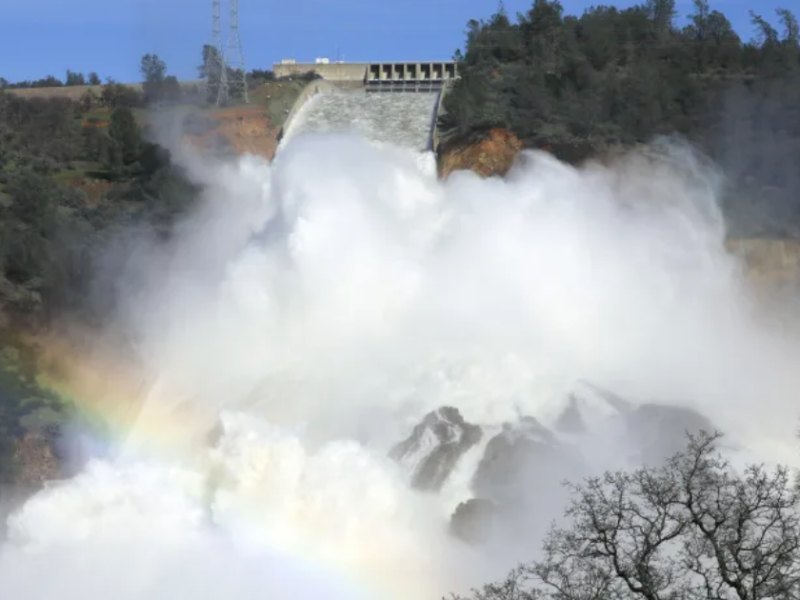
<box><xmin>280</xmin><ymin>88</ymin><xmax>440</xmax><ymax>152</ymax></box>
<box><xmin>273</xmin><ymin>61</ymin><xmax>458</xmax><ymax>92</ymax></box>
<box><xmin>275</xmin><ymin>60</ymin><xmax>458</xmax><ymax>156</ymax></box>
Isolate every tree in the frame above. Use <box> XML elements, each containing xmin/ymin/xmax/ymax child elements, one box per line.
<box><xmin>140</xmin><ymin>53</ymin><xmax>167</xmax><ymax>104</ymax></box>
<box><xmin>100</xmin><ymin>79</ymin><xmax>142</xmax><ymax>108</ymax></box>
<box><xmin>65</xmin><ymin>70</ymin><xmax>86</xmax><ymax>86</ymax></box>
<box><xmin>778</xmin><ymin>8</ymin><xmax>799</xmax><ymax>45</ymax></box>
<box><xmin>199</xmin><ymin>44</ymin><xmax>225</xmax><ymax>103</ymax></box>
<box><xmin>107</xmin><ymin>107</ymin><xmax>141</xmax><ymax>171</ymax></box>
<box><xmin>453</xmin><ymin>431</ymin><xmax>800</xmax><ymax>600</ymax></box>
<box><xmin>750</xmin><ymin>11</ymin><xmax>780</xmax><ymax>45</ymax></box>
<box><xmin>160</xmin><ymin>75</ymin><xmax>182</xmax><ymax>103</ymax></box>
<box><xmin>87</xmin><ymin>72</ymin><xmax>101</xmax><ymax>86</ymax></box>
<box><xmin>4</xmin><ymin>169</ymin><xmax>57</xmax><ymax>228</ymax></box>
<box><xmin>78</xmin><ymin>89</ymin><xmax>98</xmax><ymax>112</ymax></box>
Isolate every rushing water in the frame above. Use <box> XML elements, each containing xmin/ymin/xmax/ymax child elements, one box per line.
<box><xmin>281</xmin><ymin>90</ymin><xmax>438</xmax><ymax>151</ymax></box>
<box><xmin>3</xmin><ymin>117</ymin><xmax>800</xmax><ymax>600</ymax></box>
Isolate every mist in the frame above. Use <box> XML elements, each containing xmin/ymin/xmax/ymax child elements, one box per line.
<box><xmin>2</xmin><ymin>131</ymin><xmax>800</xmax><ymax>600</ymax></box>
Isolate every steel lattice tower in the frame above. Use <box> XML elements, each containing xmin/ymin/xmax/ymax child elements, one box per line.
<box><xmin>205</xmin><ymin>0</ymin><xmax>228</xmax><ymax>105</ymax></box>
<box><xmin>225</xmin><ymin>0</ymin><xmax>248</xmax><ymax>103</ymax></box>
<box><xmin>204</xmin><ymin>0</ymin><xmax>248</xmax><ymax>106</ymax></box>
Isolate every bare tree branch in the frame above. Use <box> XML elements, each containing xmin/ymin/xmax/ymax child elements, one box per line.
<box><xmin>453</xmin><ymin>431</ymin><xmax>800</xmax><ymax>600</ymax></box>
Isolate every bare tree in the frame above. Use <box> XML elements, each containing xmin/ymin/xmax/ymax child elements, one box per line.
<box><xmin>451</xmin><ymin>431</ymin><xmax>800</xmax><ymax>600</ymax></box>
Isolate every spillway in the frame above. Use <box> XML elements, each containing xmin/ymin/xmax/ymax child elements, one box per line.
<box><xmin>280</xmin><ymin>90</ymin><xmax>439</xmax><ymax>152</ymax></box>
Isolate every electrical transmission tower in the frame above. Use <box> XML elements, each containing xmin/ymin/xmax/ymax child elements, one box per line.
<box><xmin>204</xmin><ymin>0</ymin><xmax>248</xmax><ymax>106</ymax></box>
<box><xmin>225</xmin><ymin>0</ymin><xmax>248</xmax><ymax>103</ymax></box>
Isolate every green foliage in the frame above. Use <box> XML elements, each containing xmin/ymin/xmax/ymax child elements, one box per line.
<box><xmin>100</xmin><ymin>79</ymin><xmax>143</xmax><ymax>109</ymax></box>
<box><xmin>445</xmin><ymin>1</ymin><xmax>800</xmax><ymax>144</ymax></box>
<box><xmin>65</xmin><ymin>70</ymin><xmax>86</xmax><ymax>86</ymax></box>
<box><xmin>0</xmin><ymin>55</ymin><xmax>218</xmax><ymax>485</ymax></box>
<box><xmin>108</xmin><ymin>107</ymin><xmax>141</xmax><ymax>169</ymax></box>
<box><xmin>140</xmin><ymin>53</ymin><xmax>167</xmax><ymax>104</ymax></box>
<box><xmin>4</xmin><ymin>169</ymin><xmax>58</xmax><ymax>227</ymax></box>
<box><xmin>443</xmin><ymin>0</ymin><xmax>800</xmax><ymax>236</ymax></box>
<box><xmin>0</xmin><ymin>75</ymin><xmax>64</xmax><ymax>89</ymax></box>
<box><xmin>0</xmin><ymin>76</ymin><xmax>200</xmax><ymax>322</ymax></box>
<box><xmin>199</xmin><ymin>45</ymin><xmax>249</xmax><ymax>104</ymax></box>
<box><xmin>0</xmin><ymin>336</ymin><xmax>70</xmax><ymax>485</ymax></box>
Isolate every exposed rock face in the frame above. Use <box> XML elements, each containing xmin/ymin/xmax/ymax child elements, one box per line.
<box><xmin>472</xmin><ymin>416</ymin><xmax>582</xmax><ymax>503</ymax></box>
<box><xmin>388</xmin><ymin>381</ymin><xmax>719</xmax><ymax>546</ymax></box>
<box><xmin>437</xmin><ymin>129</ymin><xmax>523</xmax><ymax>179</ymax></box>
<box><xmin>448</xmin><ymin>386</ymin><xmax>716</xmax><ymax>545</ymax></box>
<box><xmin>181</xmin><ymin>106</ymin><xmax>281</xmax><ymax>160</ymax></box>
<box><xmin>559</xmin><ymin>382</ymin><xmax>715</xmax><ymax>464</ymax></box>
<box><xmin>450</xmin><ymin>498</ymin><xmax>498</xmax><ymax>544</ymax></box>
<box><xmin>553</xmin><ymin>396</ymin><xmax>587</xmax><ymax>433</ymax></box>
<box><xmin>389</xmin><ymin>406</ymin><xmax>482</xmax><ymax>492</ymax></box>
<box><xmin>553</xmin><ymin>382</ymin><xmax>633</xmax><ymax>436</ymax></box>
<box><xmin>725</xmin><ymin>238</ymin><xmax>800</xmax><ymax>297</ymax></box>
<box><xmin>625</xmin><ymin>403</ymin><xmax>715</xmax><ymax>464</ymax></box>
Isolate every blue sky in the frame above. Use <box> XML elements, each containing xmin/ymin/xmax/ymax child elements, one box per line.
<box><xmin>0</xmin><ymin>0</ymin><xmax>788</xmax><ymax>84</ymax></box>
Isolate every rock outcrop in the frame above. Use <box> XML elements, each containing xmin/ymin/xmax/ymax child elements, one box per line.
<box><xmin>726</xmin><ymin>238</ymin><xmax>800</xmax><ymax>296</ymax></box>
<box><xmin>388</xmin><ymin>383</ymin><xmax>718</xmax><ymax>546</ymax></box>
<box><xmin>437</xmin><ymin>129</ymin><xmax>523</xmax><ymax>180</ymax></box>
<box><xmin>389</xmin><ymin>406</ymin><xmax>482</xmax><ymax>492</ymax></box>
<box><xmin>472</xmin><ymin>416</ymin><xmax>582</xmax><ymax>503</ymax></box>
<box><xmin>181</xmin><ymin>106</ymin><xmax>282</xmax><ymax>160</ymax></box>
<box><xmin>625</xmin><ymin>403</ymin><xmax>716</xmax><ymax>464</ymax></box>
<box><xmin>450</xmin><ymin>498</ymin><xmax>498</xmax><ymax>544</ymax></box>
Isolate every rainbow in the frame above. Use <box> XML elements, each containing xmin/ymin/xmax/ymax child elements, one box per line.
<box><xmin>3</xmin><ymin>330</ymin><xmax>453</xmax><ymax>600</ymax></box>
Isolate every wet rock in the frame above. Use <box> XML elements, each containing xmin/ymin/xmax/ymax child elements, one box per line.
<box><xmin>624</xmin><ymin>403</ymin><xmax>716</xmax><ymax>464</ymax></box>
<box><xmin>555</xmin><ymin>382</ymin><xmax>717</xmax><ymax>461</ymax></box>
<box><xmin>473</xmin><ymin>416</ymin><xmax>583</xmax><ymax>503</ymax></box>
<box><xmin>437</xmin><ymin>129</ymin><xmax>523</xmax><ymax>179</ymax></box>
<box><xmin>389</xmin><ymin>406</ymin><xmax>482</xmax><ymax>492</ymax></box>
<box><xmin>553</xmin><ymin>396</ymin><xmax>586</xmax><ymax>433</ymax></box>
<box><xmin>553</xmin><ymin>382</ymin><xmax>633</xmax><ymax>436</ymax></box>
<box><xmin>450</xmin><ymin>498</ymin><xmax>499</xmax><ymax>544</ymax></box>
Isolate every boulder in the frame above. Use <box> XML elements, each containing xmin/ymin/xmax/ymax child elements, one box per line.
<box><xmin>472</xmin><ymin>416</ymin><xmax>584</xmax><ymax>504</ymax></box>
<box><xmin>389</xmin><ymin>406</ymin><xmax>482</xmax><ymax>492</ymax></box>
<box><xmin>450</xmin><ymin>498</ymin><xmax>499</xmax><ymax>544</ymax></box>
<box><xmin>437</xmin><ymin>129</ymin><xmax>523</xmax><ymax>179</ymax></box>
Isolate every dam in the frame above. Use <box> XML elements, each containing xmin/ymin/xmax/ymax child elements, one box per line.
<box><xmin>275</xmin><ymin>60</ymin><xmax>456</xmax><ymax>155</ymax></box>
<box><xmin>280</xmin><ymin>90</ymin><xmax>439</xmax><ymax>151</ymax></box>
<box><xmin>273</xmin><ymin>60</ymin><xmax>458</xmax><ymax>92</ymax></box>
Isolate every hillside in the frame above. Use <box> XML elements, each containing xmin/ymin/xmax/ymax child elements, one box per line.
<box><xmin>6</xmin><ymin>81</ymin><xmax>200</xmax><ymax>100</ymax></box>
<box><xmin>0</xmin><ymin>56</ymin><xmax>310</xmax><ymax>489</ymax></box>
<box><xmin>439</xmin><ymin>0</ymin><xmax>800</xmax><ymax>238</ymax></box>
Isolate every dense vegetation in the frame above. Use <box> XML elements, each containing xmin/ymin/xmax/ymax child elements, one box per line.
<box><xmin>0</xmin><ymin>80</ymin><xmax>197</xmax><ymax>326</ymax></box>
<box><xmin>0</xmin><ymin>45</ymin><xmax>317</xmax><ymax>488</ymax></box>
<box><xmin>442</xmin><ymin>0</ymin><xmax>800</xmax><ymax>236</ymax></box>
<box><xmin>0</xmin><ymin>51</ymin><xmax>236</xmax><ymax>487</ymax></box>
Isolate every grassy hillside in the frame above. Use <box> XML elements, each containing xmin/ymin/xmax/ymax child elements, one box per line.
<box><xmin>0</xmin><ymin>60</ymin><xmax>312</xmax><ymax>487</ymax></box>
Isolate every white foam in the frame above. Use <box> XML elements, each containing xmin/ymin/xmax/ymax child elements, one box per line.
<box><xmin>4</xmin><ymin>131</ymin><xmax>800</xmax><ymax>600</ymax></box>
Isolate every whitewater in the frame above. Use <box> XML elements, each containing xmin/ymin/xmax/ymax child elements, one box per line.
<box><xmin>2</xmin><ymin>127</ymin><xmax>800</xmax><ymax>600</ymax></box>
